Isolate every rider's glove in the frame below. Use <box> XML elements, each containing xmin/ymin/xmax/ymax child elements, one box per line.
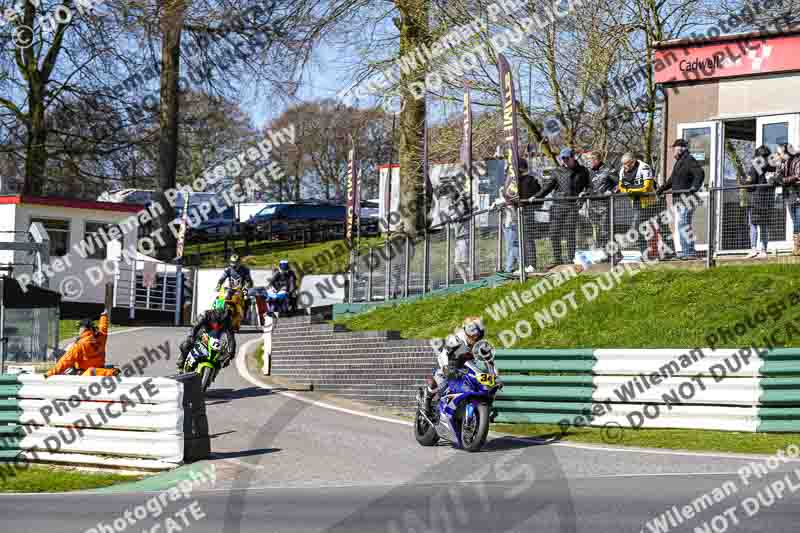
<box><xmin>179</xmin><ymin>338</ymin><xmax>193</xmax><ymax>356</ymax></box>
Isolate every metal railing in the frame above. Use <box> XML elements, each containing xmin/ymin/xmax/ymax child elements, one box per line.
<box><xmin>347</xmin><ymin>184</ymin><xmax>800</xmax><ymax>303</ymax></box>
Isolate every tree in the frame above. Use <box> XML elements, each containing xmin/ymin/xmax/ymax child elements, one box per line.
<box><xmin>265</xmin><ymin>100</ymin><xmax>392</xmax><ymax>203</ymax></box>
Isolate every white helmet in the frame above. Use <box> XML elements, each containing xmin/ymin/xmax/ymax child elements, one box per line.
<box><xmin>462</xmin><ymin>317</ymin><xmax>485</xmax><ymax>343</ymax></box>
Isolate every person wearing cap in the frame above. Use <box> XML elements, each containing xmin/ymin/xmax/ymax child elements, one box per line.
<box><xmin>46</xmin><ymin>311</ymin><xmax>109</xmax><ymax>377</ymax></box>
<box><xmin>493</xmin><ymin>158</ymin><xmax>540</xmax><ymax>273</ymax></box>
<box><xmin>534</xmin><ymin>148</ymin><xmax>590</xmax><ymax>268</ymax></box>
<box><xmin>656</xmin><ymin>138</ymin><xmax>705</xmax><ymax>259</ymax></box>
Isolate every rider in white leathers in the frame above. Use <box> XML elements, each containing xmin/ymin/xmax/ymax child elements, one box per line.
<box><xmin>421</xmin><ymin>317</ymin><xmax>486</xmax><ymax>415</ymax></box>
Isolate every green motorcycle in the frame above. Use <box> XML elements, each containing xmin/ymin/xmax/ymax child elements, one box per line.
<box><xmin>181</xmin><ymin>330</ymin><xmax>228</xmax><ymax>392</ymax></box>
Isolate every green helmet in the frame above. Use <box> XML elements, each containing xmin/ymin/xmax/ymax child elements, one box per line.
<box><xmin>212</xmin><ymin>297</ymin><xmax>226</xmax><ymax>312</ymax></box>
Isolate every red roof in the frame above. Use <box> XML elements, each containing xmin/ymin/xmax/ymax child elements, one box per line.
<box><xmin>0</xmin><ymin>195</ymin><xmax>143</xmax><ymax>213</ymax></box>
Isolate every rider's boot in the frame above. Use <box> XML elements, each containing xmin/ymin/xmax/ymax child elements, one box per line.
<box><xmin>176</xmin><ymin>340</ymin><xmax>191</xmax><ymax>370</ymax></box>
<box><xmin>421</xmin><ymin>378</ymin><xmax>437</xmax><ymax>417</ymax></box>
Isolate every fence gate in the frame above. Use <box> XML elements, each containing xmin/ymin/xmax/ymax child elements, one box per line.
<box><xmin>114</xmin><ymin>258</ymin><xmax>182</xmax><ymax>321</ymax></box>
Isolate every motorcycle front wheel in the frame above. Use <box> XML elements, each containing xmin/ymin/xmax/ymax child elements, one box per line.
<box><xmin>414</xmin><ymin>388</ymin><xmax>439</xmax><ymax>446</ymax></box>
<box><xmin>460</xmin><ymin>402</ymin><xmax>490</xmax><ymax>452</ymax></box>
<box><xmin>199</xmin><ymin>366</ymin><xmax>214</xmax><ymax>392</ymax></box>
<box><xmin>414</xmin><ymin>409</ymin><xmax>439</xmax><ymax>446</ymax></box>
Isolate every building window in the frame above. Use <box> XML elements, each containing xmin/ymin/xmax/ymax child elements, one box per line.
<box><xmin>30</xmin><ymin>218</ymin><xmax>70</xmax><ymax>257</ymax></box>
<box><xmin>83</xmin><ymin>222</ymin><xmax>119</xmax><ymax>260</ymax></box>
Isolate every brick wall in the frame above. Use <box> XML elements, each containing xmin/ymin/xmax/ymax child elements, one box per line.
<box><xmin>270</xmin><ymin>315</ymin><xmax>436</xmax><ymax>411</ymax></box>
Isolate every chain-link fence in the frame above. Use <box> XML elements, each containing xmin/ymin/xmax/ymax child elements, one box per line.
<box><xmin>408</xmin><ymin>235</ymin><xmax>425</xmax><ymax>297</ymax></box>
<box><xmin>345</xmin><ymin>185</ymin><xmax>800</xmax><ymax>302</ymax></box>
<box><xmin>428</xmin><ymin>225</ymin><xmax>448</xmax><ymax>291</ymax></box>
<box><xmin>474</xmin><ymin>208</ymin><xmax>501</xmax><ymax>279</ymax></box>
<box><xmin>715</xmin><ymin>184</ymin><xmax>792</xmax><ymax>257</ymax></box>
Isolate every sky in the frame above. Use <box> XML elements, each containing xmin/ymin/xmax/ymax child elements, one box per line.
<box><xmin>248</xmin><ymin>38</ymin><xmax>363</xmax><ymax>129</ymax></box>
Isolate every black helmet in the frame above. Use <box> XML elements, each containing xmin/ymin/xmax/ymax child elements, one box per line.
<box><xmin>78</xmin><ymin>318</ymin><xmax>96</xmax><ymax>334</ymax></box>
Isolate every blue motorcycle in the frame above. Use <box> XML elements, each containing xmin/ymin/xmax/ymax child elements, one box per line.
<box><xmin>415</xmin><ymin>340</ymin><xmax>502</xmax><ymax>452</ymax></box>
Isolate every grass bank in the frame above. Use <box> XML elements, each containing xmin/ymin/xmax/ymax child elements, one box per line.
<box><xmin>338</xmin><ymin>263</ymin><xmax>800</xmax><ymax>349</ymax></box>
<box><xmin>185</xmin><ymin>237</ymin><xmax>383</xmax><ymax>276</ymax></box>
<box><xmin>0</xmin><ymin>465</ymin><xmax>139</xmax><ymax>492</ymax></box>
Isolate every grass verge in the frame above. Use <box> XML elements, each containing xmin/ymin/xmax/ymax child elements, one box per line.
<box><xmin>493</xmin><ymin>423</ymin><xmax>800</xmax><ymax>455</ymax></box>
<box><xmin>184</xmin><ymin>237</ymin><xmax>384</xmax><ymax>273</ymax></box>
<box><xmin>0</xmin><ymin>465</ymin><xmax>140</xmax><ymax>493</ymax></box>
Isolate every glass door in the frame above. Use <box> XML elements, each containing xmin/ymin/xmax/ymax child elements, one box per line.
<box><xmin>718</xmin><ymin>119</ymin><xmax>756</xmax><ymax>254</ymax></box>
<box><xmin>756</xmin><ymin>114</ymin><xmax>799</xmax><ymax>250</ymax></box>
<box><xmin>676</xmin><ymin>122</ymin><xmax>718</xmax><ymax>254</ymax></box>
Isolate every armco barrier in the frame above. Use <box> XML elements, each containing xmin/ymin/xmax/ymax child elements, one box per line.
<box><xmin>494</xmin><ymin>348</ymin><xmax>800</xmax><ymax>433</ymax></box>
<box><xmin>0</xmin><ymin>373</ymin><xmax>208</xmax><ymax>471</ymax></box>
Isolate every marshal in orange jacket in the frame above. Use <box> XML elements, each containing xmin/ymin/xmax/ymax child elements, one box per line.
<box><xmin>47</xmin><ymin>313</ymin><xmax>109</xmax><ymax>377</ymax></box>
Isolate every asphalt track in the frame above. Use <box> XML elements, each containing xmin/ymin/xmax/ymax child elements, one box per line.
<box><xmin>2</xmin><ymin>326</ymin><xmax>800</xmax><ymax>533</ymax></box>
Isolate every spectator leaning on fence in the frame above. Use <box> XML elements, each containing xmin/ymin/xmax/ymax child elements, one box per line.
<box><xmin>618</xmin><ymin>153</ymin><xmax>675</xmax><ymax>261</ymax></box>
<box><xmin>450</xmin><ymin>190</ymin><xmax>472</xmax><ymax>282</ymax></box>
<box><xmin>493</xmin><ymin>157</ymin><xmax>540</xmax><ymax>274</ymax></box>
<box><xmin>743</xmin><ymin>145</ymin><xmax>776</xmax><ymax>259</ymax></box>
<box><xmin>518</xmin><ymin>158</ymin><xmax>542</xmax><ymax>273</ymax></box>
<box><xmin>534</xmin><ymin>148</ymin><xmax>589</xmax><ymax>269</ymax></box>
<box><xmin>584</xmin><ymin>152</ymin><xmax>621</xmax><ymax>263</ymax></box>
<box><xmin>656</xmin><ymin>138</ymin><xmax>705</xmax><ymax>260</ymax></box>
<box><xmin>774</xmin><ymin>143</ymin><xmax>800</xmax><ymax>256</ymax></box>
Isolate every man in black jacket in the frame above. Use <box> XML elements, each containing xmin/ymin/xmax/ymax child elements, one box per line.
<box><xmin>585</xmin><ymin>152</ymin><xmax>619</xmax><ymax>261</ymax></box>
<box><xmin>535</xmin><ymin>148</ymin><xmax>590</xmax><ymax>268</ymax></box>
<box><xmin>517</xmin><ymin>158</ymin><xmax>541</xmax><ymax>272</ymax></box>
<box><xmin>656</xmin><ymin>139</ymin><xmax>705</xmax><ymax>259</ymax></box>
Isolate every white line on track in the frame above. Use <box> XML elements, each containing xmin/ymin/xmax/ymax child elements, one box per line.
<box><xmin>235</xmin><ymin>337</ymin><xmax>799</xmax><ymax>462</ymax></box>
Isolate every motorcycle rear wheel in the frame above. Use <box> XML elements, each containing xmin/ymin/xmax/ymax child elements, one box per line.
<box><xmin>460</xmin><ymin>403</ymin><xmax>490</xmax><ymax>452</ymax></box>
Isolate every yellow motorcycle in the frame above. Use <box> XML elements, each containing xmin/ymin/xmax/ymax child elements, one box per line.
<box><xmin>215</xmin><ymin>285</ymin><xmax>247</xmax><ymax>331</ymax></box>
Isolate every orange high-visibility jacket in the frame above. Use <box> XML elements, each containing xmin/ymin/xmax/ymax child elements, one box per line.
<box><xmin>47</xmin><ymin>314</ymin><xmax>109</xmax><ymax>377</ymax></box>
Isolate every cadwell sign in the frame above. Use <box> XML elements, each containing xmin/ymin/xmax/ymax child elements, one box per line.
<box><xmin>655</xmin><ymin>34</ymin><xmax>800</xmax><ymax>84</ymax></box>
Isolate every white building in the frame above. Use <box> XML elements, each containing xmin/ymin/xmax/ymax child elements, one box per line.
<box><xmin>0</xmin><ymin>195</ymin><xmax>143</xmax><ymax>306</ymax></box>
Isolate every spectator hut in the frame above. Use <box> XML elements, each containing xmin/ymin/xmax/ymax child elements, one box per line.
<box><xmin>0</xmin><ymin>194</ymin><xmax>142</xmax><ymax>317</ymax></box>
<box><xmin>655</xmin><ymin>27</ymin><xmax>800</xmax><ymax>254</ymax></box>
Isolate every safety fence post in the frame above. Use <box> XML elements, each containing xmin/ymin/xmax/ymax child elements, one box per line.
<box><xmin>384</xmin><ymin>239</ymin><xmax>391</xmax><ymax>300</ymax></box>
<box><xmin>706</xmin><ymin>189</ymin><xmax>717</xmax><ymax>269</ymax></box>
<box><xmin>423</xmin><ymin>230</ymin><xmax>430</xmax><ymax>295</ymax></box>
<box><xmin>445</xmin><ymin>223</ymin><xmax>451</xmax><ymax>289</ymax></box>
<box><xmin>469</xmin><ymin>215</ymin><xmax>476</xmax><ymax>281</ymax></box>
<box><xmin>403</xmin><ymin>235</ymin><xmax>411</xmax><ymax>298</ymax></box>
<box><xmin>517</xmin><ymin>205</ymin><xmax>526</xmax><ymax>283</ymax></box>
<box><xmin>366</xmin><ymin>246</ymin><xmax>373</xmax><ymax>302</ymax></box>
<box><xmin>609</xmin><ymin>195</ymin><xmax>616</xmax><ymax>269</ymax></box>
<box><xmin>496</xmin><ymin>208</ymin><xmax>504</xmax><ymax>274</ymax></box>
